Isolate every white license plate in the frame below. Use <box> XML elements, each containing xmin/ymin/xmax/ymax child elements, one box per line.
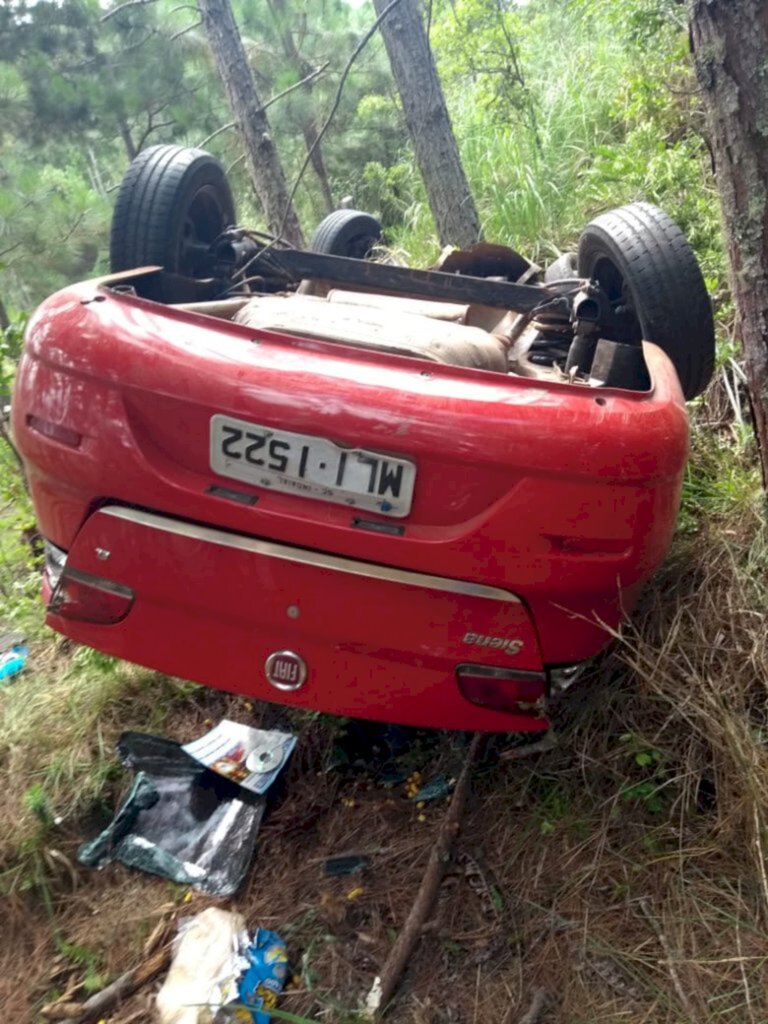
<box><xmin>210</xmin><ymin>414</ymin><xmax>416</xmax><ymax>518</ymax></box>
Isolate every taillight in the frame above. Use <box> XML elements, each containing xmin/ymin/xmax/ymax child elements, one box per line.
<box><xmin>456</xmin><ymin>664</ymin><xmax>547</xmax><ymax>716</ymax></box>
<box><xmin>49</xmin><ymin>568</ymin><xmax>134</xmax><ymax>625</ymax></box>
<box><xmin>26</xmin><ymin>414</ymin><xmax>82</xmax><ymax>448</ymax></box>
<box><xmin>43</xmin><ymin>540</ymin><xmax>68</xmax><ymax>592</ymax></box>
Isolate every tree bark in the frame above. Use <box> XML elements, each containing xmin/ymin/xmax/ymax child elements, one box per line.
<box><xmin>117</xmin><ymin>116</ymin><xmax>137</xmax><ymax>162</ymax></box>
<box><xmin>198</xmin><ymin>0</ymin><xmax>304</xmax><ymax>246</ymax></box>
<box><xmin>372</xmin><ymin>0</ymin><xmax>482</xmax><ymax>249</ymax></box>
<box><xmin>689</xmin><ymin>0</ymin><xmax>768</xmax><ymax>485</ymax></box>
<box><xmin>266</xmin><ymin>0</ymin><xmax>335</xmax><ymax>213</ymax></box>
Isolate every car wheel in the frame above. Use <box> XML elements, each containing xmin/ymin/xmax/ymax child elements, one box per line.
<box><xmin>544</xmin><ymin>251</ymin><xmax>578</xmax><ymax>283</ymax></box>
<box><xmin>110</xmin><ymin>145</ymin><xmax>235</xmax><ymax>278</ymax></box>
<box><xmin>309</xmin><ymin>209</ymin><xmax>383</xmax><ymax>259</ymax></box>
<box><xmin>577</xmin><ymin>202</ymin><xmax>715</xmax><ymax>399</ymax></box>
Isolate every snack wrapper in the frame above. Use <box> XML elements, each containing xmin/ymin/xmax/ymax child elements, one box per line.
<box><xmin>237</xmin><ymin>929</ymin><xmax>289</xmax><ymax>1024</ymax></box>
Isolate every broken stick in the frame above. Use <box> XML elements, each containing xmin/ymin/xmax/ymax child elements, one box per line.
<box><xmin>519</xmin><ymin>989</ymin><xmax>549</xmax><ymax>1024</ymax></box>
<box><xmin>499</xmin><ymin>732</ymin><xmax>557</xmax><ymax>761</ymax></box>
<box><xmin>41</xmin><ymin>944</ymin><xmax>172</xmax><ymax>1023</ymax></box>
<box><xmin>365</xmin><ymin>733</ymin><xmax>484</xmax><ymax>1018</ymax></box>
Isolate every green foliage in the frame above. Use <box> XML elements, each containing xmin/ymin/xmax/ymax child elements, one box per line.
<box><xmin>432</xmin><ymin>0</ymin><xmax>537</xmax><ymax>131</ymax></box>
<box><xmin>356</xmin><ymin>159</ymin><xmax>423</xmax><ymax>229</ymax></box>
<box><xmin>0</xmin><ymin>310</ymin><xmax>26</xmax><ymax>399</ymax></box>
<box><xmin>22</xmin><ymin>783</ymin><xmax>55</xmax><ymax>830</ymax></box>
<box><xmin>420</xmin><ymin>0</ymin><xmax>719</xmax><ymax>269</ymax></box>
<box><xmin>617</xmin><ymin>733</ymin><xmax>667</xmax><ymax>815</ymax></box>
<box><xmin>0</xmin><ymin>0</ymin><xmax>401</xmax><ymax>304</ymax></box>
<box><xmin>54</xmin><ymin>938</ymin><xmax>108</xmax><ymax>995</ymax></box>
<box><xmin>680</xmin><ymin>425</ymin><xmax>761</xmax><ymax>534</ymax></box>
<box><xmin>0</xmin><ymin>0</ymin><xmax>728</xmax><ymax>309</ymax></box>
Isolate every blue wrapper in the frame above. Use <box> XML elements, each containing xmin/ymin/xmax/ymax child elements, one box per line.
<box><xmin>237</xmin><ymin>929</ymin><xmax>288</xmax><ymax>1024</ymax></box>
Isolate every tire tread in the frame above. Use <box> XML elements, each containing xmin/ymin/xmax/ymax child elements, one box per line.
<box><xmin>110</xmin><ymin>145</ymin><xmax>234</xmax><ymax>274</ymax></box>
<box><xmin>578</xmin><ymin>202</ymin><xmax>715</xmax><ymax>399</ymax></box>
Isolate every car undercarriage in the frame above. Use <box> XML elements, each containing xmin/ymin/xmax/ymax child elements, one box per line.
<box><xmin>11</xmin><ymin>145</ymin><xmax>716</xmax><ymax>731</ymax></box>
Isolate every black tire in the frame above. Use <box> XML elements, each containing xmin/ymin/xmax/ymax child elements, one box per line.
<box><xmin>110</xmin><ymin>145</ymin><xmax>235</xmax><ymax>278</ymax></box>
<box><xmin>309</xmin><ymin>209</ymin><xmax>382</xmax><ymax>259</ymax></box>
<box><xmin>577</xmin><ymin>202</ymin><xmax>715</xmax><ymax>400</ymax></box>
<box><xmin>544</xmin><ymin>251</ymin><xmax>578</xmax><ymax>283</ymax></box>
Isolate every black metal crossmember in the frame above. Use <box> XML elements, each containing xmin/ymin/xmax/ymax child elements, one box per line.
<box><xmin>253</xmin><ymin>248</ymin><xmax>570</xmax><ymax>315</ymax></box>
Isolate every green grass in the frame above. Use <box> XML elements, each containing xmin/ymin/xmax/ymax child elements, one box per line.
<box><xmin>376</xmin><ymin>0</ymin><xmax>725</xmax><ymax>296</ymax></box>
<box><xmin>0</xmin><ymin>437</ymin><xmax>200</xmax><ymax>902</ymax></box>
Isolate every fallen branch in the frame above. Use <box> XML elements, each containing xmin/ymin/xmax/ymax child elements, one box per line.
<box><xmin>499</xmin><ymin>732</ymin><xmax>558</xmax><ymax>761</ymax></box>
<box><xmin>41</xmin><ymin>944</ymin><xmax>172</xmax><ymax>1023</ymax></box>
<box><xmin>364</xmin><ymin>733</ymin><xmax>483</xmax><ymax>1018</ymax></box>
<box><xmin>516</xmin><ymin>988</ymin><xmax>551</xmax><ymax>1024</ymax></box>
<box><xmin>640</xmin><ymin>899</ymin><xmax>696</xmax><ymax>1022</ymax></box>
<box><xmin>501</xmin><ymin>988</ymin><xmax>551</xmax><ymax>1024</ymax></box>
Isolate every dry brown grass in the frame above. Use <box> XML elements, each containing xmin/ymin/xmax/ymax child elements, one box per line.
<box><xmin>4</xmin><ymin>459</ymin><xmax>768</xmax><ymax>1023</ymax></box>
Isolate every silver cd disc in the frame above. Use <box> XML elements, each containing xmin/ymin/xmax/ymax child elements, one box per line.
<box><xmin>246</xmin><ymin>740</ymin><xmax>285</xmax><ymax>774</ymax></box>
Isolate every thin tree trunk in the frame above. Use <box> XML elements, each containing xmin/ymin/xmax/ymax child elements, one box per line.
<box><xmin>689</xmin><ymin>0</ymin><xmax>768</xmax><ymax>485</ymax></box>
<box><xmin>372</xmin><ymin>0</ymin><xmax>482</xmax><ymax>249</ymax></box>
<box><xmin>0</xmin><ymin>297</ymin><xmax>9</xmax><ymax>332</ymax></box>
<box><xmin>118</xmin><ymin>116</ymin><xmax>137</xmax><ymax>162</ymax></box>
<box><xmin>266</xmin><ymin>0</ymin><xmax>335</xmax><ymax>213</ymax></box>
<box><xmin>198</xmin><ymin>0</ymin><xmax>304</xmax><ymax>246</ymax></box>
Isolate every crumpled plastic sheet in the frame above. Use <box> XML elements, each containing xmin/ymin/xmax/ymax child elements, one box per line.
<box><xmin>78</xmin><ymin>732</ymin><xmax>266</xmax><ymax>896</ymax></box>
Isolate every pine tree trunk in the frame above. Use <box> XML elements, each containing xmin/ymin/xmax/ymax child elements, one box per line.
<box><xmin>266</xmin><ymin>0</ymin><xmax>335</xmax><ymax>214</ymax></box>
<box><xmin>198</xmin><ymin>0</ymin><xmax>304</xmax><ymax>246</ymax></box>
<box><xmin>118</xmin><ymin>117</ymin><xmax>137</xmax><ymax>162</ymax></box>
<box><xmin>372</xmin><ymin>0</ymin><xmax>482</xmax><ymax>249</ymax></box>
<box><xmin>689</xmin><ymin>0</ymin><xmax>768</xmax><ymax>485</ymax></box>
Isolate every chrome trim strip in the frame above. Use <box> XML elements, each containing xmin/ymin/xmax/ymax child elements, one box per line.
<box><xmin>456</xmin><ymin>664</ymin><xmax>544</xmax><ymax>681</ymax></box>
<box><xmin>101</xmin><ymin>505</ymin><xmax>520</xmax><ymax>604</ymax></box>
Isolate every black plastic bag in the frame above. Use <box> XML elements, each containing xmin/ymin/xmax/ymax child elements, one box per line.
<box><xmin>78</xmin><ymin>732</ymin><xmax>266</xmax><ymax>896</ymax></box>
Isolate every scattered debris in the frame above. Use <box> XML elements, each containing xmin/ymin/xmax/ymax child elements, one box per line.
<box><xmin>182</xmin><ymin>719</ymin><xmax>296</xmax><ymax>794</ymax></box>
<box><xmin>365</xmin><ymin>733</ymin><xmax>484</xmax><ymax>1017</ymax></box>
<box><xmin>238</xmin><ymin>927</ymin><xmax>289</xmax><ymax>1024</ymax></box>
<box><xmin>323</xmin><ymin>854</ymin><xmax>371</xmax><ymax>876</ymax></box>
<box><xmin>156</xmin><ymin>907</ymin><xmax>246</xmax><ymax>1024</ymax></box>
<box><xmin>411</xmin><ymin>773</ymin><xmax>453</xmax><ymax>802</ymax></box>
<box><xmin>0</xmin><ymin>640</ymin><xmax>27</xmax><ymax>683</ymax></box>
<box><xmin>155</xmin><ymin>908</ymin><xmax>287</xmax><ymax>1024</ymax></box>
<box><xmin>78</xmin><ymin>723</ymin><xmax>295</xmax><ymax>895</ymax></box>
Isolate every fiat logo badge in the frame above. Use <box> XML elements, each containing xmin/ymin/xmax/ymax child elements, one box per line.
<box><xmin>265</xmin><ymin>650</ymin><xmax>307</xmax><ymax>691</ymax></box>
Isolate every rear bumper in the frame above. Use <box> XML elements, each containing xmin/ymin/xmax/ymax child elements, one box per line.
<box><xmin>13</xmin><ymin>277</ymin><xmax>689</xmax><ymax>730</ymax></box>
<box><xmin>47</xmin><ymin>505</ymin><xmax>549</xmax><ymax>732</ymax></box>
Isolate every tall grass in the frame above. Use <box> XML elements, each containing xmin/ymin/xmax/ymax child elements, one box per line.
<box><xmin>457</xmin><ymin>28</ymin><xmax>634</xmax><ymax>255</ymax></box>
<box><xmin>385</xmin><ymin>0</ymin><xmax>723</xmax><ymax>286</ymax></box>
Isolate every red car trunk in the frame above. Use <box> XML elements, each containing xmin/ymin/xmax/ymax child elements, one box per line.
<box><xmin>13</xmin><ymin>275</ymin><xmax>689</xmax><ymax>731</ymax></box>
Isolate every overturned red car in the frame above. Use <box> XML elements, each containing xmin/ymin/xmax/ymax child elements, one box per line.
<box><xmin>12</xmin><ymin>145</ymin><xmax>715</xmax><ymax>732</ymax></box>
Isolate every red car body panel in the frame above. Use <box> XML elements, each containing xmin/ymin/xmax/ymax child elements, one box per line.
<box><xmin>12</xmin><ymin>274</ymin><xmax>689</xmax><ymax>731</ymax></box>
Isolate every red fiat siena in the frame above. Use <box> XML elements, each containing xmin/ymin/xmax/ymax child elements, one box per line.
<box><xmin>12</xmin><ymin>146</ymin><xmax>715</xmax><ymax>732</ymax></box>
